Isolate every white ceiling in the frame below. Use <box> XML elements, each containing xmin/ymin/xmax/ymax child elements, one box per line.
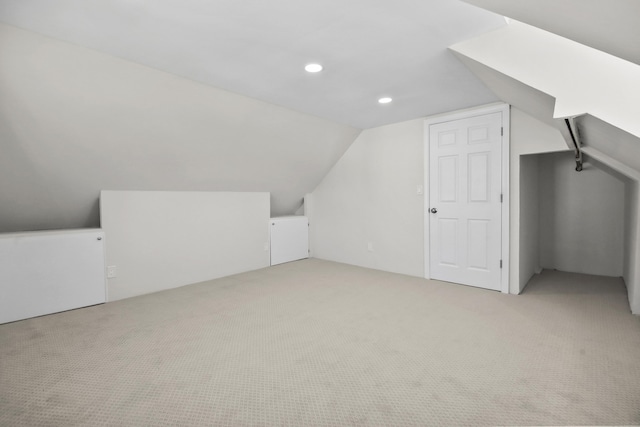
<box><xmin>463</xmin><ymin>0</ymin><xmax>640</xmax><ymax>66</ymax></box>
<box><xmin>0</xmin><ymin>0</ymin><xmax>505</xmax><ymax>129</ymax></box>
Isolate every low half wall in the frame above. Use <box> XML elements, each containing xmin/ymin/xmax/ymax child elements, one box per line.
<box><xmin>100</xmin><ymin>191</ymin><xmax>270</xmax><ymax>301</ymax></box>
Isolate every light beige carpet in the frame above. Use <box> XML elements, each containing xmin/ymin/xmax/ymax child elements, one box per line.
<box><xmin>1</xmin><ymin>259</ymin><xmax>639</xmax><ymax>426</ymax></box>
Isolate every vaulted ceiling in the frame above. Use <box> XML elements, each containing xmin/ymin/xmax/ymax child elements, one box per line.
<box><xmin>463</xmin><ymin>0</ymin><xmax>640</xmax><ymax>66</ymax></box>
<box><xmin>452</xmin><ymin>3</ymin><xmax>640</xmax><ymax>169</ymax></box>
<box><xmin>2</xmin><ymin>0</ymin><xmax>639</xmax><ymax>233</ymax></box>
<box><xmin>0</xmin><ymin>0</ymin><xmax>507</xmax><ymax>232</ymax></box>
<box><xmin>0</xmin><ymin>0</ymin><xmax>505</xmax><ymax>129</ymax></box>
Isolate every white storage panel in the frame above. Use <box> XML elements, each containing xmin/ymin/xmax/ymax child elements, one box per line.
<box><xmin>0</xmin><ymin>229</ymin><xmax>106</xmax><ymax>324</ymax></box>
<box><xmin>270</xmin><ymin>216</ymin><xmax>309</xmax><ymax>266</ymax></box>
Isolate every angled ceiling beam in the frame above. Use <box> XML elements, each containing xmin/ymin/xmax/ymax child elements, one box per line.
<box><xmin>461</xmin><ymin>0</ymin><xmax>640</xmax><ymax>66</ymax></box>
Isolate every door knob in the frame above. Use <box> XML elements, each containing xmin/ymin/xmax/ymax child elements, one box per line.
<box><xmin>430</xmin><ymin>208</ymin><xmax>437</xmax><ymax>214</ymax></box>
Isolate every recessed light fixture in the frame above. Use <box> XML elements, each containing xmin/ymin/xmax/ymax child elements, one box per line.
<box><xmin>305</xmin><ymin>63</ymin><xmax>323</xmax><ymax>73</ymax></box>
<box><xmin>378</xmin><ymin>97</ymin><xmax>393</xmax><ymax>104</ymax></box>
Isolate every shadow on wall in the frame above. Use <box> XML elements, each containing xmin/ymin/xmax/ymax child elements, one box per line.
<box><xmin>523</xmin><ymin>269</ymin><xmax>627</xmax><ymax>296</ymax></box>
<box><xmin>532</xmin><ymin>151</ymin><xmax>626</xmax><ymax>279</ymax></box>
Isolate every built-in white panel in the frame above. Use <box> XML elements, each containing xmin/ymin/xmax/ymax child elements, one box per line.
<box><xmin>270</xmin><ymin>216</ymin><xmax>309</xmax><ymax>266</ymax></box>
<box><xmin>100</xmin><ymin>191</ymin><xmax>270</xmax><ymax>301</ymax></box>
<box><xmin>0</xmin><ymin>229</ymin><xmax>106</xmax><ymax>324</ymax></box>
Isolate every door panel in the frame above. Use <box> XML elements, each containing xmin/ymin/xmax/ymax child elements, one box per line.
<box><xmin>467</xmin><ymin>219</ymin><xmax>489</xmax><ymax>270</ymax></box>
<box><xmin>438</xmin><ymin>218</ymin><xmax>459</xmax><ymax>266</ymax></box>
<box><xmin>468</xmin><ymin>152</ymin><xmax>490</xmax><ymax>202</ymax></box>
<box><xmin>429</xmin><ymin>112</ymin><xmax>502</xmax><ymax>290</ymax></box>
<box><xmin>439</xmin><ymin>156</ymin><xmax>458</xmax><ymax>202</ymax></box>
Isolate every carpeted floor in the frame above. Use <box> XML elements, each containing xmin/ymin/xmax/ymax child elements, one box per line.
<box><xmin>1</xmin><ymin>259</ymin><xmax>639</xmax><ymax>426</ymax></box>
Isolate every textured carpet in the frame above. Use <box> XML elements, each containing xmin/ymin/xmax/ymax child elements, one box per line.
<box><xmin>1</xmin><ymin>259</ymin><xmax>639</xmax><ymax>426</ymax></box>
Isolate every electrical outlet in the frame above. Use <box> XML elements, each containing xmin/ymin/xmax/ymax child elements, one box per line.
<box><xmin>107</xmin><ymin>265</ymin><xmax>117</xmax><ymax>279</ymax></box>
<box><xmin>367</xmin><ymin>242</ymin><xmax>374</xmax><ymax>252</ymax></box>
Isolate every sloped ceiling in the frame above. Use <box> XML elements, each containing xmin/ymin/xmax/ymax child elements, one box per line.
<box><xmin>451</xmin><ymin>53</ymin><xmax>558</xmax><ymax>130</ymax></box>
<box><xmin>0</xmin><ymin>0</ymin><xmax>505</xmax><ymax>129</ymax></box>
<box><xmin>451</xmin><ymin>20</ymin><xmax>640</xmax><ymax>160</ymax></box>
<box><xmin>452</xmin><ymin>3</ymin><xmax>640</xmax><ymax>314</ymax></box>
<box><xmin>452</xmin><ymin>20</ymin><xmax>640</xmax><ymax>135</ymax></box>
<box><xmin>0</xmin><ymin>1</ymin><xmax>507</xmax><ymax>232</ymax></box>
<box><xmin>0</xmin><ymin>24</ymin><xmax>359</xmax><ymax>231</ymax></box>
<box><xmin>462</xmin><ymin>0</ymin><xmax>640</xmax><ymax>66</ymax></box>
<box><xmin>578</xmin><ymin>115</ymin><xmax>640</xmax><ymax>174</ymax></box>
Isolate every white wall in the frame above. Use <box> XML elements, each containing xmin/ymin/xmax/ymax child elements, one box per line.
<box><xmin>509</xmin><ymin>108</ymin><xmax>567</xmax><ymax>293</ymax></box>
<box><xmin>575</xmin><ymin>148</ymin><xmax>640</xmax><ymax>314</ymax></box>
<box><xmin>538</xmin><ymin>152</ymin><xmax>625</xmax><ymax>277</ymax></box>
<box><xmin>518</xmin><ymin>154</ymin><xmax>540</xmax><ymax>287</ymax></box>
<box><xmin>624</xmin><ymin>181</ymin><xmax>640</xmax><ymax>312</ymax></box>
<box><xmin>310</xmin><ymin>107</ymin><xmax>569</xmax><ymax>290</ymax></box>
<box><xmin>100</xmin><ymin>191</ymin><xmax>270</xmax><ymax>301</ymax></box>
<box><xmin>309</xmin><ymin>119</ymin><xmax>425</xmax><ymax>277</ymax></box>
<box><xmin>0</xmin><ymin>23</ymin><xmax>359</xmax><ymax>232</ymax></box>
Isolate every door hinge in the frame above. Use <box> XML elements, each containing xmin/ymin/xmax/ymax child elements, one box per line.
<box><xmin>500</xmin><ymin>193</ymin><xmax>503</xmax><ymax>203</ymax></box>
<box><xmin>501</xmin><ymin>127</ymin><xmax>504</xmax><ymax>136</ymax></box>
<box><xmin>500</xmin><ymin>259</ymin><xmax>503</xmax><ymax>269</ymax></box>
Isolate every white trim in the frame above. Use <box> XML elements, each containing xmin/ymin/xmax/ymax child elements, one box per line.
<box><xmin>423</xmin><ymin>103</ymin><xmax>510</xmax><ymax>294</ymax></box>
<box><xmin>500</xmin><ymin>105</ymin><xmax>510</xmax><ymax>294</ymax></box>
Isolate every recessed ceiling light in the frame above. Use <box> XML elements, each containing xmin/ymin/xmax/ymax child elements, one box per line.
<box><xmin>305</xmin><ymin>63</ymin><xmax>323</xmax><ymax>73</ymax></box>
<box><xmin>378</xmin><ymin>97</ymin><xmax>393</xmax><ymax>104</ymax></box>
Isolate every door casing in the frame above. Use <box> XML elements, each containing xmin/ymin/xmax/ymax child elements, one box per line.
<box><xmin>423</xmin><ymin>103</ymin><xmax>510</xmax><ymax>294</ymax></box>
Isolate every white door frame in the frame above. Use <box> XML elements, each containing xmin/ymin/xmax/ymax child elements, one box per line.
<box><xmin>423</xmin><ymin>103</ymin><xmax>510</xmax><ymax>294</ymax></box>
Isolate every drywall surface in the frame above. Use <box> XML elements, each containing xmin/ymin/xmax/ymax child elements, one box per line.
<box><xmin>582</xmin><ymin>148</ymin><xmax>640</xmax><ymax>314</ymax></box>
<box><xmin>577</xmin><ymin>119</ymin><xmax>640</xmax><ymax>313</ymax></box>
<box><xmin>579</xmin><ymin>115</ymin><xmax>640</xmax><ymax>174</ymax></box>
<box><xmin>100</xmin><ymin>191</ymin><xmax>270</xmax><ymax>301</ymax></box>
<box><xmin>509</xmin><ymin>108</ymin><xmax>567</xmax><ymax>293</ymax></box>
<box><xmin>518</xmin><ymin>154</ymin><xmax>540</xmax><ymax>289</ymax></box>
<box><xmin>309</xmin><ymin>119</ymin><xmax>424</xmax><ymax>277</ymax></box>
<box><xmin>0</xmin><ymin>1</ymin><xmax>505</xmax><ymax>130</ymax></box>
<box><xmin>451</xmin><ymin>20</ymin><xmax>640</xmax><ymax>138</ymax></box>
<box><xmin>452</xmin><ymin>53</ymin><xmax>559</xmax><ymax>131</ymax></box>
<box><xmin>310</xmin><ymin>107</ymin><xmax>570</xmax><ymax>291</ymax></box>
<box><xmin>624</xmin><ymin>181</ymin><xmax>640</xmax><ymax>313</ymax></box>
<box><xmin>462</xmin><ymin>0</ymin><xmax>640</xmax><ymax>66</ymax></box>
<box><xmin>0</xmin><ymin>23</ymin><xmax>360</xmax><ymax>232</ymax></box>
<box><xmin>538</xmin><ymin>152</ymin><xmax>625</xmax><ymax>277</ymax></box>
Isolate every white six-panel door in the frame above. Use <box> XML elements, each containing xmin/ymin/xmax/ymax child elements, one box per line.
<box><xmin>428</xmin><ymin>111</ymin><xmax>503</xmax><ymax>291</ymax></box>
